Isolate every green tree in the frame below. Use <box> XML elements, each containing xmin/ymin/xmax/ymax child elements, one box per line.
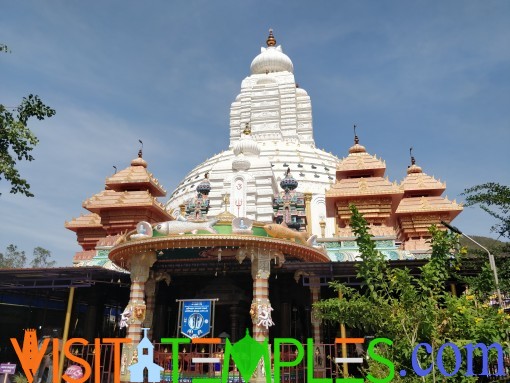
<box><xmin>1</xmin><ymin>44</ymin><xmax>55</xmax><ymax>196</ymax></box>
<box><xmin>462</xmin><ymin>182</ymin><xmax>510</xmax><ymax>240</ymax></box>
<box><xmin>0</xmin><ymin>244</ymin><xmax>26</xmax><ymax>268</ymax></box>
<box><xmin>30</xmin><ymin>246</ymin><xmax>56</xmax><ymax>268</ymax></box>
<box><xmin>0</xmin><ymin>244</ymin><xmax>55</xmax><ymax>268</ymax></box>
<box><xmin>314</xmin><ymin>205</ymin><xmax>509</xmax><ymax>382</ymax></box>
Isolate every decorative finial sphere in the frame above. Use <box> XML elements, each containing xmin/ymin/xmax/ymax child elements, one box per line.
<box><xmin>280</xmin><ymin>168</ymin><xmax>298</xmax><ymax>191</ymax></box>
<box><xmin>243</xmin><ymin>123</ymin><xmax>252</xmax><ymax>135</ymax></box>
<box><xmin>196</xmin><ymin>174</ymin><xmax>211</xmax><ymax>195</ymax></box>
<box><xmin>266</xmin><ymin>29</ymin><xmax>276</xmax><ymax>47</ymax></box>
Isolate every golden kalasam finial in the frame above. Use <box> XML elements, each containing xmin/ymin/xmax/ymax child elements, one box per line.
<box><xmin>266</xmin><ymin>28</ymin><xmax>276</xmax><ymax>47</ymax></box>
<box><xmin>243</xmin><ymin>122</ymin><xmax>251</xmax><ymax>135</ymax></box>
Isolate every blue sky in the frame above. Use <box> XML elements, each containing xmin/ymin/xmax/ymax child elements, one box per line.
<box><xmin>1</xmin><ymin>1</ymin><xmax>509</xmax><ymax>265</ymax></box>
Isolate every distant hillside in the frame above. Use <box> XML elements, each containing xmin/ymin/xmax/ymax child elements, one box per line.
<box><xmin>459</xmin><ymin>235</ymin><xmax>509</xmax><ymax>254</ymax></box>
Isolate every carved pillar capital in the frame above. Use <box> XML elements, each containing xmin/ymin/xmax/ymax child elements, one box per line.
<box><xmin>144</xmin><ymin>275</ymin><xmax>157</xmax><ymax>297</ymax></box>
<box><xmin>143</xmin><ymin>273</ymin><xmax>158</xmax><ymax>330</ymax></box>
<box><xmin>130</xmin><ymin>251</ymin><xmax>157</xmax><ymax>283</ymax></box>
<box><xmin>251</xmin><ymin>251</ymin><xmax>271</xmax><ymax>280</ymax></box>
<box><xmin>309</xmin><ymin>276</ymin><xmax>321</xmax><ymax>296</ymax></box>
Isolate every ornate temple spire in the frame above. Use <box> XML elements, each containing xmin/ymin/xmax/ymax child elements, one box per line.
<box><xmin>250</xmin><ymin>28</ymin><xmax>293</xmax><ymax>74</ymax></box>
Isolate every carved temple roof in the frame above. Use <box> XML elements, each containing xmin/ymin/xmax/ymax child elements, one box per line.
<box><xmin>65</xmin><ymin>213</ymin><xmax>102</xmax><ymax>231</ymax></box>
<box><xmin>395</xmin><ymin>196</ymin><xmax>463</xmax><ymax>215</ymax></box>
<box><xmin>83</xmin><ymin>190</ymin><xmax>167</xmax><ymax>213</ymax></box>
<box><xmin>105</xmin><ymin>156</ymin><xmax>166</xmax><ymax>197</ymax></box>
<box><xmin>326</xmin><ymin>177</ymin><xmax>403</xmax><ymax>197</ymax></box>
<box><xmin>399</xmin><ymin>163</ymin><xmax>446</xmax><ymax>196</ymax></box>
<box><xmin>336</xmin><ymin>140</ymin><xmax>386</xmax><ymax>177</ymax></box>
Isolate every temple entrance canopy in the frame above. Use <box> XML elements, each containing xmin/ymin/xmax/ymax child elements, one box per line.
<box><xmin>107</xmin><ymin>211</ymin><xmax>329</xmax><ymax>381</ymax></box>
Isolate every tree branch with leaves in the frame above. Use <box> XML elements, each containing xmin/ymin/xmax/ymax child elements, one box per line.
<box><xmin>0</xmin><ymin>95</ymin><xmax>55</xmax><ymax>196</ymax></box>
<box><xmin>462</xmin><ymin>182</ymin><xmax>510</xmax><ymax>240</ymax></box>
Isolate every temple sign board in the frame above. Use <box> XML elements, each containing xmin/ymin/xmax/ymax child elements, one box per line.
<box><xmin>0</xmin><ymin>364</ymin><xmax>16</xmax><ymax>383</ymax></box>
<box><xmin>178</xmin><ymin>299</ymin><xmax>218</xmax><ymax>339</ymax></box>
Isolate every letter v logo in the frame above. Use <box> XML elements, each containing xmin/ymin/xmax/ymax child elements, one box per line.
<box><xmin>11</xmin><ymin>329</ymin><xmax>49</xmax><ymax>383</ymax></box>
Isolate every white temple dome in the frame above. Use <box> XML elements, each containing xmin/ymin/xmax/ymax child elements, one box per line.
<box><xmin>250</xmin><ymin>30</ymin><xmax>293</xmax><ymax>74</ymax></box>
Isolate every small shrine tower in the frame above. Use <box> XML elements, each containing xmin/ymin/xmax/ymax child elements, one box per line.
<box><xmin>324</xmin><ymin>129</ymin><xmax>463</xmax><ymax>256</ymax></box>
<box><xmin>273</xmin><ymin>168</ymin><xmax>306</xmax><ymax>230</ymax></box>
<box><xmin>395</xmin><ymin>149</ymin><xmax>463</xmax><ymax>251</ymax></box>
<box><xmin>325</xmin><ymin>130</ymin><xmax>403</xmax><ymax>238</ymax></box>
<box><xmin>184</xmin><ymin>173</ymin><xmax>211</xmax><ymax>220</ymax></box>
<box><xmin>66</xmin><ymin>150</ymin><xmax>172</xmax><ymax>264</ymax></box>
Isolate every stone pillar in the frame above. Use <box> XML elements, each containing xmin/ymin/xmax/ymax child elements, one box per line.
<box><xmin>309</xmin><ymin>276</ymin><xmax>326</xmax><ymax>377</ymax></box>
<box><xmin>304</xmin><ymin>193</ymin><xmax>313</xmax><ymax>234</ymax></box>
<box><xmin>120</xmin><ymin>251</ymin><xmax>157</xmax><ymax>383</ymax></box>
<box><xmin>230</xmin><ymin>306</ymin><xmax>240</xmax><ymax>342</ymax></box>
<box><xmin>153</xmin><ymin>303</ymin><xmax>166</xmax><ymax>341</ymax></box>
<box><xmin>319</xmin><ymin>218</ymin><xmax>326</xmax><ymax>238</ymax></box>
<box><xmin>250</xmin><ymin>251</ymin><xmax>272</xmax><ymax>383</ymax></box>
<box><xmin>84</xmin><ymin>304</ymin><xmax>97</xmax><ymax>340</ymax></box>
<box><xmin>251</xmin><ymin>252</ymin><xmax>272</xmax><ymax>342</ymax></box>
<box><xmin>143</xmin><ymin>275</ymin><xmax>157</xmax><ymax>340</ymax></box>
<box><xmin>309</xmin><ymin>277</ymin><xmax>321</xmax><ymax>344</ymax></box>
<box><xmin>280</xmin><ymin>302</ymin><xmax>291</xmax><ymax>338</ymax></box>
